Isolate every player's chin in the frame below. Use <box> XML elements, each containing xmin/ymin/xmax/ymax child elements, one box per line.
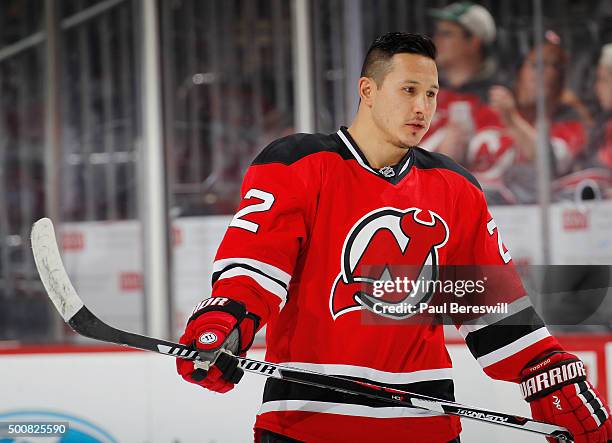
<box><xmin>398</xmin><ymin>130</ymin><xmax>424</xmax><ymax>147</ymax></box>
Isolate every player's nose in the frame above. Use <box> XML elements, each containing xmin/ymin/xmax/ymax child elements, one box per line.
<box><xmin>412</xmin><ymin>93</ymin><xmax>427</xmax><ymax>114</ymax></box>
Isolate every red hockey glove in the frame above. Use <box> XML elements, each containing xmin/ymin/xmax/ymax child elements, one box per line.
<box><xmin>176</xmin><ymin>297</ymin><xmax>259</xmax><ymax>393</ymax></box>
<box><xmin>520</xmin><ymin>351</ymin><xmax>612</xmax><ymax>443</ymax></box>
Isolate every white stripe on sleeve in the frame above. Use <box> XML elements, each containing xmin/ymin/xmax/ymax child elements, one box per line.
<box><xmin>213</xmin><ymin>257</ymin><xmax>291</xmax><ymax>285</ymax></box>
<box><xmin>476</xmin><ymin>327</ymin><xmax>551</xmax><ymax>368</ymax></box>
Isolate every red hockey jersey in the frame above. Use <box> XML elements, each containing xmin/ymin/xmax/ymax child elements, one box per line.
<box><xmin>210</xmin><ymin>127</ymin><xmax>560</xmax><ymax>443</ymax></box>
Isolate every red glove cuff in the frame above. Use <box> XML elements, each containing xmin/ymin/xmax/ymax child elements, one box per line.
<box><xmin>520</xmin><ymin>351</ymin><xmax>587</xmax><ymax>402</ymax></box>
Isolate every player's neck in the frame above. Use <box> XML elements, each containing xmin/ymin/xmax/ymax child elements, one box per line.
<box><xmin>347</xmin><ymin>116</ymin><xmax>408</xmax><ymax>169</ymax></box>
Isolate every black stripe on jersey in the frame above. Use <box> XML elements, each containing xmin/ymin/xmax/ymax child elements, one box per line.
<box><xmin>411</xmin><ymin>146</ymin><xmax>482</xmax><ymax>191</ymax></box>
<box><xmin>463</xmin><ymin>307</ymin><xmax>545</xmax><ymax>359</ymax></box>
<box><xmin>252</xmin><ymin>132</ymin><xmax>351</xmax><ymax>166</ymax></box>
<box><xmin>212</xmin><ymin>263</ymin><xmax>288</xmax><ymax>290</ymax></box>
<box><xmin>262</xmin><ymin>376</ymin><xmax>455</xmax><ymax>408</ymax></box>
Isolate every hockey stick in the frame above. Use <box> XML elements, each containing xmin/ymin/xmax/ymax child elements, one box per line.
<box><xmin>30</xmin><ymin>217</ymin><xmax>573</xmax><ymax>442</ymax></box>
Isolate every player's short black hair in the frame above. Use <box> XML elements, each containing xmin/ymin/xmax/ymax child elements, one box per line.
<box><xmin>361</xmin><ymin>32</ymin><xmax>437</xmax><ymax>86</ymax></box>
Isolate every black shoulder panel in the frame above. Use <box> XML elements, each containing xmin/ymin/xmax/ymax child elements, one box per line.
<box><xmin>252</xmin><ymin>132</ymin><xmax>349</xmax><ymax>166</ymax></box>
<box><xmin>412</xmin><ymin>146</ymin><xmax>482</xmax><ymax>191</ymax></box>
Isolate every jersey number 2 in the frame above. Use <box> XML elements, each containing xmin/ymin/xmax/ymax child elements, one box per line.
<box><xmin>229</xmin><ymin>188</ymin><xmax>275</xmax><ymax>233</ymax></box>
<box><xmin>487</xmin><ymin>218</ymin><xmax>511</xmax><ymax>264</ymax></box>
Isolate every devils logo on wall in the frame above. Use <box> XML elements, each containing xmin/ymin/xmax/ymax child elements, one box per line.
<box><xmin>329</xmin><ymin>207</ymin><xmax>449</xmax><ymax>320</ymax></box>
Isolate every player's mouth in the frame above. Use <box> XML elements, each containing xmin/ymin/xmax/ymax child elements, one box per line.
<box><xmin>406</xmin><ymin>122</ymin><xmax>425</xmax><ymax>131</ymax></box>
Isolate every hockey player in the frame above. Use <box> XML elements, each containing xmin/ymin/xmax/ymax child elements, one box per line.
<box><xmin>176</xmin><ymin>32</ymin><xmax>612</xmax><ymax>443</ymax></box>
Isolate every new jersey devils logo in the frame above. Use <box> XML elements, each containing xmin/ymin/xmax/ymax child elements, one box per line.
<box><xmin>329</xmin><ymin>207</ymin><xmax>449</xmax><ymax>320</ymax></box>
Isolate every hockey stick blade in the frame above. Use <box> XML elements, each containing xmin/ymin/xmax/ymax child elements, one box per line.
<box><xmin>30</xmin><ymin>217</ymin><xmax>573</xmax><ymax>442</ymax></box>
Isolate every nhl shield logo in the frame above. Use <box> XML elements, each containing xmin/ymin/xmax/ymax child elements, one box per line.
<box><xmin>329</xmin><ymin>207</ymin><xmax>449</xmax><ymax>320</ymax></box>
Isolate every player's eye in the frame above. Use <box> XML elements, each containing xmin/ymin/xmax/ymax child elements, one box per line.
<box><xmin>427</xmin><ymin>90</ymin><xmax>437</xmax><ymax>98</ymax></box>
<box><xmin>403</xmin><ymin>86</ymin><xmax>416</xmax><ymax>94</ymax></box>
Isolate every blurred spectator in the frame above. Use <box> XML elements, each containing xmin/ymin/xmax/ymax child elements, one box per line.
<box><xmin>554</xmin><ymin>43</ymin><xmax>612</xmax><ymax>200</ymax></box>
<box><xmin>421</xmin><ymin>1</ymin><xmax>500</xmax><ymax>163</ymax></box>
<box><xmin>478</xmin><ymin>37</ymin><xmax>589</xmax><ymax>204</ymax></box>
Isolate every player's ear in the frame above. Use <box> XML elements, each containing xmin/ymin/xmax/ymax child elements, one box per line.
<box><xmin>358</xmin><ymin>76</ymin><xmax>376</xmax><ymax>107</ymax></box>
